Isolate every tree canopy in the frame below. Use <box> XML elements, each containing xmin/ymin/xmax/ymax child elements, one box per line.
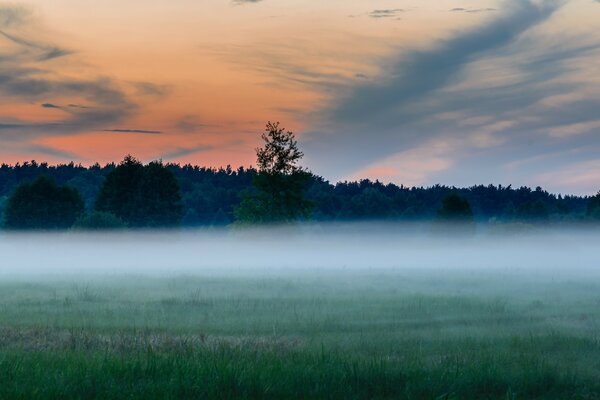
<box><xmin>0</xmin><ymin>153</ymin><xmax>595</xmax><ymax>228</ymax></box>
<box><xmin>95</xmin><ymin>156</ymin><xmax>183</xmax><ymax>227</ymax></box>
<box><xmin>256</xmin><ymin>121</ymin><xmax>304</xmax><ymax>175</ymax></box>
<box><xmin>436</xmin><ymin>193</ymin><xmax>474</xmax><ymax>223</ymax></box>
<box><xmin>587</xmin><ymin>192</ymin><xmax>600</xmax><ymax>220</ymax></box>
<box><xmin>235</xmin><ymin>122</ymin><xmax>312</xmax><ymax>223</ymax></box>
<box><xmin>3</xmin><ymin>175</ymin><xmax>84</xmax><ymax>230</ymax></box>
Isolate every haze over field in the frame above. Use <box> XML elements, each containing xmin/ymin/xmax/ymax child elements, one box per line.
<box><xmin>1</xmin><ymin>227</ymin><xmax>599</xmax><ymax>278</ymax></box>
<box><xmin>2</xmin><ymin>227</ymin><xmax>600</xmax><ymax>398</ymax></box>
<box><xmin>1</xmin><ymin>1</ymin><xmax>600</xmax><ymax>193</ymax></box>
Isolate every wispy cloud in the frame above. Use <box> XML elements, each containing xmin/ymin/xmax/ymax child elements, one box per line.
<box><xmin>41</xmin><ymin>103</ymin><xmax>61</xmax><ymax>109</ymax></box>
<box><xmin>368</xmin><ymin>9</ymin><xmax>404</xmax><ymax>19</ymax></box>
<box><xmin>302</xmin><ymin>0</ymin><xmax>600</xmax><ymax>192</ymax></box>
<box><xmin>175</xmin><ymin>116</ymin><xmax>208</xmax><ymax>133</ymax></box>
<box><xmin>329</xmin><ymin>1</ymin><xmax>560</xmax><ymax>125</ymax></box>
<box><xmin>103</xmin><ymin>129</ymin><xmax>162</xmax><ymax>135</ymax></box>
<box><xmin>159</xmin><ymin>145</ymin><xmax>212</xmax><ymax>160</ymax></box>
<box><xmin>0</xmin><ymin>4</ymin><xmax>163</xmax><ymax>145</ymax></box>
<box><xmin>232</xmin><ymin>0</ymin><xmax>262</xmax><ymax>5</ymax></box>
<box><xmin>24</xmin><ymin>144</ymin><xmax>79</xmax><ymax>159</ymax></box>
<box><xmin>132</xmin><ymin>81</ymin><xmax>170</xmax><ymax>98</ymax></box>
<box><xmin>0</xmin><ymin>22</ymin><xmax>73</xmax><ymax>61</ymax></box>
<box><xmin>450</xmin><ymin>8</ymin><xmax>496</xmax><ymax>13</ymax></box>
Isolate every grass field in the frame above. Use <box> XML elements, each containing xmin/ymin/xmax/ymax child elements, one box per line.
<box><xmin>1</xmin><ymin>260</ymin><xmax>600</xmax><ymax>399</ymax></box>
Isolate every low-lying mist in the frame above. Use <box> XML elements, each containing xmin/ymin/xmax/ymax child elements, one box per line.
<box><xmin>1</xmin><ymin>223</ymin><xmax>598</xmax><ymax>279</ymax></box>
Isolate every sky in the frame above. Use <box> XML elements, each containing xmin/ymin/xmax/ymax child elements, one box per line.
<box><xmin>0</xmin><ymin>0</ymin><xmax>599</xmax><ymax>194</ymax></box>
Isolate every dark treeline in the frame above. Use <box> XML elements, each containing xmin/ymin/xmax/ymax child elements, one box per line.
<box><xmin>0</xmin><ymin>159</ymin><xmax>595</xmax><ymax>228</ymax></box>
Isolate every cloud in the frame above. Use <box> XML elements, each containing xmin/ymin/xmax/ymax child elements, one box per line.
<box><xmin>0</xmin><ymin>5</ymin><xmax>30</xmax><ymax>28</ymax></box>
<box><xmin>368</xmin><ymin>9</ymin><xmax>404</xmax><ymax>18</ymax></box>
<box><xmin>209</xmin><ymin>36</ymin><xmax>385</xmax><ymax>96</ymax></box>
<box><xmin>535</xmin><ymin>159</ymin><xmax>600</xmax><ymax>194</ymax></box>
<box><xmin>41</xmin><ymin>102</ymin><xmax>91</xmax><ymax>110</ymax></box>
<box><xmin>0</xmin><ymin>123</ymin><xmax>27</xmax><ymax>130</ymax></box>
<box><xmin>39</xmin><ymin>47</ymin><xmax>72</xmax><ymax>61</ymax></box>
<box><xmin>102</xmin><ymin>129</ymin><xmax>162</xmax><ymax>135</ymax></box>
<box><xmin>41</xmin><ymin>103</ymin><xmax>61</xmax><ymax>109</ymax></box>
<box><xmin>175</xmin><ymin>116</ymin><xmax>207</xmax><ymax>133</ymax></box>
<box><xmin>23</xmin><ymin>144</ymin><xmax>79</xmax><ymax>159</ymax></box>
<box><xmin>0</xmin><ymin>4</ymin><xmax>165</xmax><ymax>146</ymax></box>
<box><xmin>0</xmin><ymin>141</ymin><xmax>80</xmax><ymax>160</ymax></box>
<box><xmin>329</xmin><ymin>1</ymin><xmax>560</xmax><ymax>125</ymax></box>
<box><xmin>0</xmin><ymin>73</ymin><xmax>135</xmax><ymax>140</ymax></box>
<box><xmin>303</xmin><ymin>0</ymin><xmax>570</xmax><ymax>181</ymax></box>
<box><xmin>348</xmin><ymin>140</ymin><xmax>455</xmax><ymax>187</ymax></box>
<box><xmin>450</xmin><ymin>7</ymin><xmax>496</xmax><ymax>13</ymax></box>
<box><xmin>132</xmin><ymin>81</ymin><xmax>169</xmax><ymax>98</ymax></box>
<box><xmin>0</xmin><ymin>24</ymin><xmax>73</xmax><ymax>61</ymax></box>
<box><xmin>232</xmin><ymin>0</ymin><xmax>262</xmax><ymax>4</ymax></box>
<box><xmin>159</xmin><ymin>145</ymin><xmax>212</xmax><ymax>160</ymax></box>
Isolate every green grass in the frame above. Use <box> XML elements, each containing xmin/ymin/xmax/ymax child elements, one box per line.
<box><xmin>1</xmin><ymin>269</ymin><xmax>600</xmax><ymax>399</ymax></box>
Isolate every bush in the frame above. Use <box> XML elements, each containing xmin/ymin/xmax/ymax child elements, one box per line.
<box><xmin>3</xmin><ymin>176</ymin><xmax>84</xmax><ymax>230</ymax></box>
<box><xmin>436</xmin><ymin>193</ymin><xmax>474</xmax><ymax>222</ymax></box>
<box><xmin>73</xmin><ymin>211</ymin><xmax>126</xmax><ymax>230</ymax></box>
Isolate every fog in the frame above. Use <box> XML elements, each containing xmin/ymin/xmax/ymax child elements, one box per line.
<box><xmin>1</xmin><ymin>224</ymin><xmax>598</xmax><ymax>279</ymax></box>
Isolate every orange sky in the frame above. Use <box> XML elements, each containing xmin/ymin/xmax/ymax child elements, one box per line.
<box><xmin>1</xmin><ymin>1</ymin><xmax>600</xmax><ymax>193</ymax></box>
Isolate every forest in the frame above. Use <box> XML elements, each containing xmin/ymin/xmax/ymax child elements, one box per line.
<box><xmin>0</xmin><ymin>158</ymin><xmax>597</xmax><ymax>229</ymax></box>
<box><xmin>0</xmin><ymin>122</ymin><xmax>598</xmax><ymax>229</ymax></box>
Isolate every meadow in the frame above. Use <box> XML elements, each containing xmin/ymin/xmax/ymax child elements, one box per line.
<box><xmin>1</xmin><ymin>256</ymin><xmax>600</xmax><ymax>399</ymax></box>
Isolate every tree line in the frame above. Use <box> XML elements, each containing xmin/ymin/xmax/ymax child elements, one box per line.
<box><xmin>0</xmin><ymin>122</ymin><xmax>598</xmax><ymax>230</ymax></box>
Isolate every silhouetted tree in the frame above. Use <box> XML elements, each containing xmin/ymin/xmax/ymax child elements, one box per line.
<box><xmin>137</xmin><ymin>161</ymin><xmax>184</xmax><ymax>227</ymax></box>
<box><xmin>436</xmin><ymin>193</ymin><xmax>474</xmax><ymax>222</ymax></box>
<box><xmin>235</xmin><ymin>122</ymin><xmax>312</xmax><ymax>223</ymax></box>
<box><xmin>0</xmin><ymin>158</ymin><xmax>591</xmax><ymax>227</ymax></box>
<box><xmin>3</xmin><ymin>176</ymin><xmax>84</xmax><ymax>229</ymax></box>
<box><xmin>255</xmin><ymin>122</ymin><xmax>304</xmax><ymax>175</ymax></box>
<box><xmin>587</xmin><ymin>191</ymin><xmax>600</xmax><ymax>220</ymax></box>
<box><xmin>95</xmin><ymin>156</ymin><xmax>183</xmax><ymax>227</ymax></box>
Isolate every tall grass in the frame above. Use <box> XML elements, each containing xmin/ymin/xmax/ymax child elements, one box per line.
<box><xmin>1</xmin><ymin>270</ymin><xmax>599</xmax><ymax>399</ymax></box>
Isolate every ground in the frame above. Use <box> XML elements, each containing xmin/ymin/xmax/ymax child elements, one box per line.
<box><xmin>1</xmin><ymin>265</ymin><xmax>599</xmax><ymax>399</ymax></box>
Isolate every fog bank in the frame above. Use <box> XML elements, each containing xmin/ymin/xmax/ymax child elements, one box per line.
<box><xmin>0</xmin><ymin>224</ymin><xmax>597</xmax><ymax>279</ymax></box>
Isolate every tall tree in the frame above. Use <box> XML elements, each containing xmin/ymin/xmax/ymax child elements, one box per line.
<box><xmin>95</xmin><ymin>155</ymin><xmax>144</xmax><ymax>225</ymax></box>
<box><xmin>95</xmin><ymin>156</ymin><xmax>183</xmax><ymax>227</ymax></box>
<box><xmin>3</xmin><ymin>176</ymin><xmax>84</xmax><ymax>229</ymax></box>
<box><xmin>235</xmin><ymin>122</ymin><xmax>312</xmax><ymax>223</ymax></box>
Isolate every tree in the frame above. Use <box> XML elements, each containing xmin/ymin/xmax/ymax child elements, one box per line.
<box><xmin>256</xmin><ymin>121</ymin><xmax>304</xmax><ymax>175</ymax></box>
<box><xmin>587</xmin><ymin>191</ymin><xmax>600</xmax><ymax>220</ymax></box>
<box><xmin>95</xmin><ymin>155</ymin><xmax>144</xmax><ymax>224</ymax></box>
<box><xmin>235</xmin><ymin>122</ymin><xmax>312</xmax><ymax>223</ymax></box>
<box><xmin>137</xmin><ymin>161</ymin><xmax>184</xmax><ymax>227</ymax></box>
<box><xmin>517</xmin><ymin>200</ymin><xmax>549</xmax><ymax>222</ymax></box>
<box><xmin>95</xmin><ymin>155</ymin><xmax>183</xmax><ymax>227</ymax></box>
<box><xmin>436</xmin><ymin>193</ymin><xmax>474</xmax><ymax>223</ymax></box>
<box><xmin>3</xmin><ymin>176</ymin><xmax>84</xmax><ymax>229</ymax></box>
